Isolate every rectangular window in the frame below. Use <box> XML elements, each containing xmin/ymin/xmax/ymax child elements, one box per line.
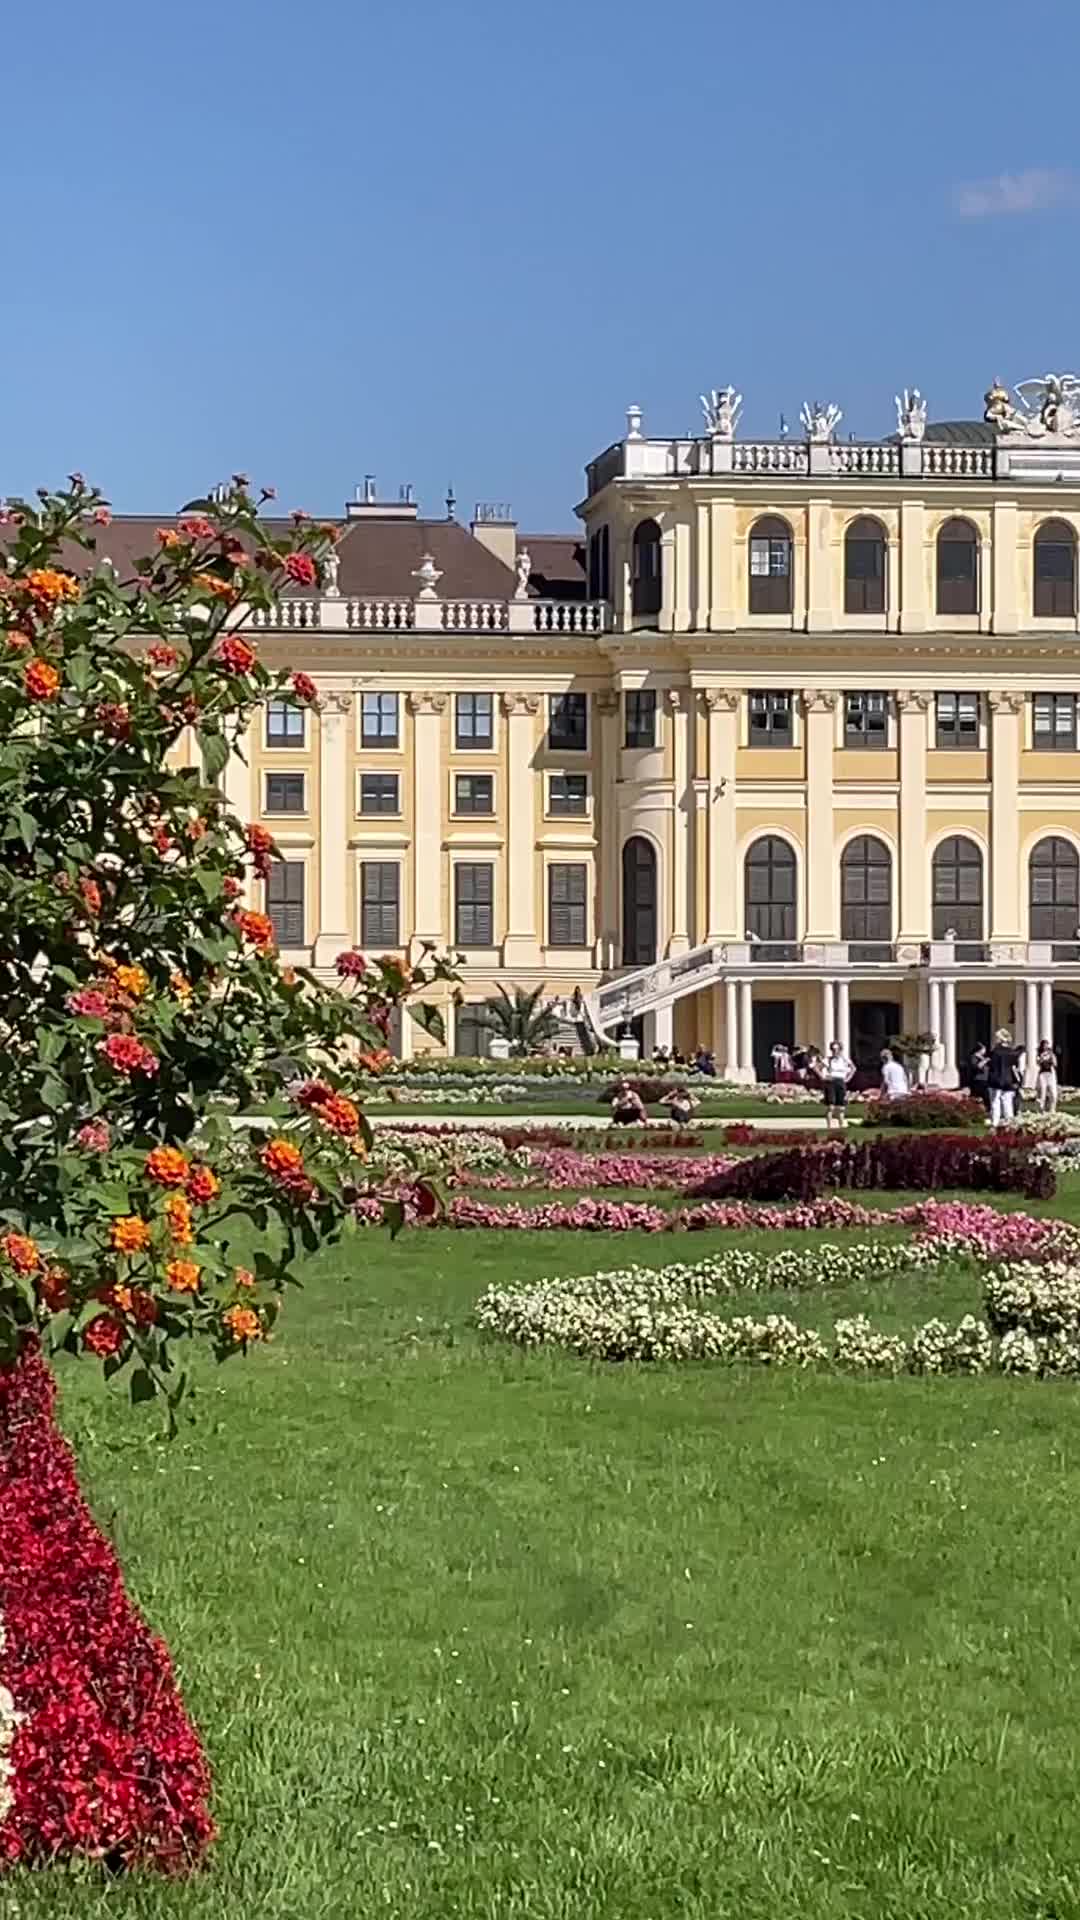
<box><xmin>455</xmin><ymin>692</ymin><xmax>494</xmax><ymax>749</ymax></box>
<box><xmin>266</xmin><ymin>699</ymin><xmax>305</xmax><ymax>747</ymax></box>
<box><xmin>454</xmin><ymin>863</ymin><xmax>494</xmax><ymax>947</ymax></box>
<box><xmin>266</xmin><ymin>860</ymin><xmax>304</xmax><ymax>948</ymax></box>
<box><xmin>359</xmin><ymin>772</ymin><xmax>400</xmax><ymax>815</ymax></box>
<box><xmin>624</xmin><ymin>689</ymin><xmax>657</xmax><ymax>749</ymax></box>
<box><xmin>1033</xmin><ymin>692</ymin><xmax>1078</xmax><ymax>751</ymax></box>
<box><xmin>548</xmin><ymin>773</ymin><xmax>588</xmax><ymax>817</ymax></box>
<box><xmin>548</xmin><ymin>692</ymin><xmax>588</xmax><ymax>752</ymax></box>
<box><xmin>361</xmin><ymin>862</ymin><xmax>400</xmax><ymax>947</ymax></box>
<box><xmin>935</xmin><ymin>692</ymin><xmax>980</xmax><ymax>749</ymax></box>
<box><xmin>748</xmin><ymin>690</ymin><xmax>794</xmax><ymax>747</ymax></box>
<box><xmin>548</xmin><ymin>863</ymin><xmax>588</xmax><ymax>946</ymax></box>
<box><xmin>454</xmin><ymin>773</ymin><xmax>494</xmax><ymax>815</ymax></box>
<box><xmin>264</xmin><ymin>772</ymin><xmax>305</xmax><ymax>814</ymax></box>
<box><xmin>844</xmin><ymin>690</ymin><xmax>888</xmax><ymax>749</ymax></box>
<box><xmin>361</xmin><ymin>692</ymin><xmax>399</xmax><ymax>748</ymax></box>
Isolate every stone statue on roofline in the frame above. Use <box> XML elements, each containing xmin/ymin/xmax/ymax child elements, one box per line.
<box><xmin>895</xmin><ymin>388</ymin><xmax>927</xmax><ymax>442</ymax></box>
<box><xmin>514</xmin><ymin>548</ymin><xmax>532</xmax><ymax>599</ymax></box>
<box><xmin>800</xmin><ymin>400</ymin><xmax>842</xmax><ymax>443</ymax></box>
<box><xmin>984</xmin><ymin>373</ymin><xmax>1080</xmax><ymax>439</ymax></box>
<box><xmin>701</xmin><ymin>385</ymin><xmax>742</xmax><ymax>439</ymax></box>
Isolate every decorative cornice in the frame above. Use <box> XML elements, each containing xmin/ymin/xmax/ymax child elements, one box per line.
<box><xmin>988</xmin><ymin>690</ymin><xmax>1024</xmax><ymax>715</ymax></box>
<box><xmin>320</xmin><ymin>689</ymin><xmax>354</xmax><ymax>717</ymax></box>
<box><xmin>701</xmin><ymin>688</ymin><xmax>739</xmax><ymax>712</ymax></box>
<box><xmin>501</xmin><ymin>692</ymin><xmax>541</xmax><ymax>717</ymax></box>
<box><xmin>897</xmin><ymin>689</ymin><xmax>933</xmax><ymax>713</ymax></box>
<box><xmin>406</xmin><ymin>690</ymin><xmax>448</xmax><ymax>716</ymax></box>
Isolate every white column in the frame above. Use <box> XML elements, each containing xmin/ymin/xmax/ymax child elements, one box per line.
<box><xmin>928</xmin><ymin>978</ymin><xmax>942</xmax><ymax>1071</ymax></box>
<box><xmin>723</xmin><ymin>977</ymin><xmax>739</xmax><ymax>1080</ymax></box>
<box><xmin>648</xmin><ymin>1004</ymin><xmax>673</xmax><ymax>1053</ymax></box>
<box><xmin>897</xmin><ymin>690</ymin><xmax>931</xmax><ymax>939</ymax></box>
<box><xmin>737</xmin><ymin>979</ymin><xmax>754</xmax><ymax>1079</ymax></box>
<box><xmin>705</xmin><ymin>689</ymin><xmax>739</xmax><ymax>939</ymax></box>
<box><xmin>1025</xmin><ymin>979</ymin><xmax>1039</xmax><ymax>1082</ymax></box>
<box><xmin>942</xmin><ymin>978</ymin><xmax>957</xmax><ymax>1080</ymax></box>
<box><xmin>502</xmin><ymin>692</ymin><xmax>540</xmax><ymax>965</ymax></box>
<box><xmin>821</xmin><ymin>978</ymin><xmax>836</xmax><ymax>1050</ymax></box>
<box><xmin>806</xmin><ymin>497</ymin><xmax>834</xmax><ymax>632</ymax></box>
<box><xmin>990</xmin><ymin>691</ymin><xmax>1023</xmax><ymax>941</ymax></box>
<box><xmin>1040</xmin><ymin>979</ymin><xmax>1054</xmax><ymax>1050</ymax></box>
<box><xmin>314</xmin><ymin>689</ymin><xmax>353</xmax><ymax>966</ymax></box>
<box><xmin>836</xmin><ymin>977</ymin><xmax>850</xmax><ymax>1055</ymax></box>
<box><xmin>667</xmin><ymin>688</ymin><xmax>690</xmax><ymax>953</ymax></box>
<box><xmin>406</xmin><ymin>691</ymin><xmax>446</xmax><ymax>959</ymax></box>
<box><xmin>805</xmin><ymin>691</ymin><xmax>838</xmax><ymax>939</ymax></box>
<box><xmin>597</xmin><ymin>690</ymin><xmax>620</xmax><ymax>967</ymax></box>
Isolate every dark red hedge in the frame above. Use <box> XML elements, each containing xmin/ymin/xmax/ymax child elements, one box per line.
<box><xmin>0</xmin><ymin>1344</ymin><xmax>213</xmax><ymax>1872</ymax></box>
<box><xmin>688</xmin><ymin>1134</ymin><xmax>1054</xmax><ymax>1202</ymax></box>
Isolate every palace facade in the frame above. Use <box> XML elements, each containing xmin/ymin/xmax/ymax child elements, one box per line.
<box><xmin>152</xmin><ymin>374</ymin><xmax>1080</xmax><ymax>1080</ymax></box>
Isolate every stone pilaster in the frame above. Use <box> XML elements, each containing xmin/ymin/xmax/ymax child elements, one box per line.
<box><xmin>804</xmin><ymin>690</ymin><xmax>838</xmax><ymax>939</ymax></box>
<box><xmin>407</xmin><ymin>691</ymin><xmax>447</xmax><ymax>958</ymax></box>
<box><xmin>501</xmin><ymin>692</ymin><xmax>541</xmax><ymax>964</ymax></box>
<box><xmin>897</xmin><ymin>689</ymin><xmax>931</xmax><ymax>940</ymax></box>
<box><xmin>314</xmin><ymin>690</ymin><xmax>354</xmax><ymax>966</ymax></box>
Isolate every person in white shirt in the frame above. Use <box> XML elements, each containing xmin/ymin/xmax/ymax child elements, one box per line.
<box><xmin>821</xmin><ymin>1039</ymin><xmax>856</xmax><ymax>1131</ymax></box>
<box><xmin>879</xmin><ymin>1047</ymin><xmax>909</xmax><ymax>1101</ymax></box>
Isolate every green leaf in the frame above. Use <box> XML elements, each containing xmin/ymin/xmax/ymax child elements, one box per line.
<box><xmin>194</xmin><ymin>867</ymin><xmax>225</xmax><ymax>903</ymax></box>
<box><xmin>129</xmin><ymin>1367</ymin><xmax>158</xmax><ymax>1405</ymax></box>
<box><xmin>37</xmin><ymin>1028</ymin><xmax>66</xmax><ymax>1067</ymax></box>
<box><xmin>409</xmin><ymin>1002</ymin><xmax>445</xmax><ymax>1045</ymax></box>
<box><xmin>384</xmin><ymin>1199</ymin><xmax>406</xmax><ymax>1241</ymax></box>
<box><xmin>198</xmin><ymin>730</ymin><xmax>230</xmax><ymax>779</ymax></box>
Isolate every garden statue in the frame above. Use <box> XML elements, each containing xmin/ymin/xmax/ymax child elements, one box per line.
<box><xmin>701</xmin><ymin>385</ymin><xmax>742</xmax><ymax>439</ymax></box>
<box><xmin>894</xmin><ymin>388</ymin><xmax>927</xmax><ymax>442</ymax></box>
<box><xmin>800</xmin><ymin>400</ymin><xmax>843</xmax><ymax>443</ymax></box>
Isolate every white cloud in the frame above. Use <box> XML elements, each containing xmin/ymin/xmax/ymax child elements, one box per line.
<box><xmin>952</xmin><ymin>168</ymin><xmax>1080</xmax><ymax>218</ymax></box>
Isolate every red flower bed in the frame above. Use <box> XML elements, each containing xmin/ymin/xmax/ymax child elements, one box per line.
<box><xmin>0</xmin><ymin>1345</ymin><xmax>213</xmax><ymax>1872</ymax></box>
<box><xmin>688</xmin><ymin>1135</ymin><xmax>1053</xmax><ymax>1203</ymax></box>
<box><xmin>869</xmin><ymin>1092</ymin><xmax>986</xmax><ymax>1129</ymax></box>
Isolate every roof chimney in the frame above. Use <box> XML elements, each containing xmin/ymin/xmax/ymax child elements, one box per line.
<box><xmin>470</xmin><ymin>500</ymin><xmax>517</xmax><ymax>571</ymax></box>
<box><xmin>345</xmin><ymin>476</ymin><xmax>419</xmax><ymax>521</ymax></box>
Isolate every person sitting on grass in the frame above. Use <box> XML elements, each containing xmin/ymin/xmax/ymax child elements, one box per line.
<box><xmin>610</xmin><ymin>1078</ymin><xmax>648</xmax><ymax>1126</ymax></box>
<box><xmin>660</xmin><ymin>1084</ymin><xmax>698</xmax><ymax>1128</ymax></box>
<box><xmin>820</xmin><ymin>1038</ymin><xmax>855</xmax><ymax>1131</ymax></box>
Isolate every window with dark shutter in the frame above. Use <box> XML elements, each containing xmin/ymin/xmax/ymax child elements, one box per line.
<box><xmin>631</xmin><ymin>521</ymin><xmax>661</xmax><ymax>619</ymax></box>
<box><xmin>744</xmin><ymin>836</ymin><xmax>797</xmax><ymax>956</ymax></box>
<box><xmin>1033</xmin><ymin>693</ymin><xmax>1078</xmax><ymax>751</ymax></box>
<box><xmin>843</xmin><ymin>516</ymin><xmax>886</xmax><ymax>614</ymax></box>
<box><xmin>266</xmin><ymin>860</ymin><xmax>305</xmax><ymax>948</ymax></box>
<box><xmin>361</xmin><ymin>862</ymin><xmax>400</xmax><ymax>947</ymax></box>
<box><xmin>748</xmin><ymin>516</ymin><xmax>793</xmax><ymax>615</ymax></box>
<box><xmin>265</xmin><ymin>773</ymin><xmax>305</xmax><ymax>814</ymax></box>
<box><xmin>844</xmin><ymin>691</ymin><xmax>888</xmax><ymax>748</ymax></box>
<box><xmin>624</xmin><ymin>689</ymin><xmax>657</xmax><ymax>748</ymax></box>
<box><xmin>548</xmin><ymin>863</ymin><xmax>588</xmax><ymax>946</ymax></box>
<box><xmin>548</xmin><ymin>774</ymin><xmax>588</xmax><ymax>816</ymax></box>
<box><xmin>932</xmin><ymin>836</ymin><xmax>984</xmax><ymax>944</ymax></box>
<box><xmin>1030</xmin><ymin>836</ymin><xmax>1080</xmax><ymax>949</ymax></box>
<box><xmin>548</xmin><ymin>693</ymin><xmax>588</xmax><ymax>751</ymax></box>
<box><xmin>748</xmin><ymin>691</ymin><xmax>793</xmax><ymax>747</ymax></box>
<box><xmin>359</xmin><ymin>773</ymin><xmax>400</xmax><ymax>814</ymax></box>
<box><xmin>935</xmin><ymin>693</ymin><xmax>979</xmax><ymax>749</ymax></box>
<box><xmin>266</xmin><ymin>699</ymin><xmax>305</xmax><ymax>746</ymax></box>
<box><xmin>454</xmin><ymin>774</ymin><xmax>494</xmax><ymax>815</ymax></box>
<box><xmin>454</xmin><ymin>863</ymin><xmax>494</xmax><ymax>947</ymax></box>
<box><xmin>936</xmin><ymin>519</ymin><xmax>979</xmax><ymax>615</ymax></box>
<box><xmin>840</xmin><ymin>835</ymin><xmax>892</xmax><ymax>957</ymax></box>
<box><xmin>1034</xmin><ymin>520</ymin><xmax>1078</xmax><ymax>617</ymax></box>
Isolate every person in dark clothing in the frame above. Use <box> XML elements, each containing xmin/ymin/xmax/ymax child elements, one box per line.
<box><xmin>987</xmin><ymin>1027</ymin><xmax>1024</xmax><ymax>1127</ymax></box>
<box><xmin>967</xmin><ymin>1042</ymin><xmax>991</xmax><ymax>1113</ymax></box>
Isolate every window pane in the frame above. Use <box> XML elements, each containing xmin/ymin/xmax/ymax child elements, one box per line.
<box><xmin>456</xmin><ymin>693</ymin><xmax>493</xmax><ymax>747</ymax></box>
<box><xmin>625</xmin><ymin>689</ymin><xmax>657</xmax><ymax>748</ymax></box>
<box><xmin>361</xmin><ymin>693</ymin><xmax>399</xmax><ymax>744</ymax></box>
<box><xmin>267</xmin><ymin>699</ymin><xmax>304</xmax><ymax>744</ymax></box>
<box><xmin>360</xmin><ymin>773</ymin><xmax>399</xmax><ymax>814</ymax></box>
<box><xmin>549</xmin><ymin>693</ymin><xmax>588</xmax><ymax>750</ymax></box>
<box><xmin>550</xmin><ymin>775</ymin><xmax>587</xmax><ymax>816</ymax></box>
<box><xmin>455</xmin><ymin>774</ymin><xmax>493</xmax><ymax>814</ymax></box>
<box><xmin>361</xmin><ymin>862</ymin><xmax>400</xmax><ymax>946</ymax></box>
<box><xmin>267</xmin><ymin>861</ymin><xmax>304</xmax><ymax>947</ymax></box>
<box><xmin>266</xmin><ymin>773</ymin><xmax>305</xmax><ymax>813</ymax></box>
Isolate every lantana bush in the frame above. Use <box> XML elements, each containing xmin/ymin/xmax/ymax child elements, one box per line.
<box><xmin>0</xmin><ymin>477</ymin><xmax>455</xmax><ymax>1873</ymax></box>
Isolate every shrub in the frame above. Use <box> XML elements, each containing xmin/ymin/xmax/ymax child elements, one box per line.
<box><xmin>871</xmin><ymin>1092</ymin><xmax>986</xmax><ymax>1129</ymax></box>
<box><xmin>688</xmin><ymin>1135</ymin><xmax>1054</xmax><ymax>1203</ymax></box>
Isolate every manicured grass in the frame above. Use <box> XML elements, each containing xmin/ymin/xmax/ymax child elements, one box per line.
<box><xmin>11</xmin><ymin>1185</ymin><xmax>1080</xmax><ymax>1917</ymax></box>
<box><xmin>366</xmin><ymin>1094</ymin><xmax>831</xmax><ymax>1120</ymax></box>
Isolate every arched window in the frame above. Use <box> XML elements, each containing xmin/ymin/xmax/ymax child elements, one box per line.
<box><xmin>932</xmin><ymin>836</ymin><xmax>984</xmax><ymax>944</ymax></box>
<box><xmin>631</xmin><ymin>520</ymin><xmax>661</xmax><ymax>620</ymax></box>
<box><xmin>1034</xmin><ymin>519</ymin><xmax>1077</xmax><ymax>618</ymax></box>
<box><xmin>622</xmin><ymin>836</ymin><xmax>657</xmax><ymax>965</ymax></box>
<box><xmin>1030</xmin><ymin>836</ymin><xmax>1080</xmax><ymax>947</ymax></box>
<box><xmin>744</xmin><ymin>835</ymin><xmax>797</xmax><ymax>956</ymax></box>
<box><xmin>748</xmin><ymin>515</ymin><xmax>793</xmax><ymax>615</ymax></box>
<box><xmin>844</xmin><ymin>516</ymin><xmax>886</xmax><ymax>614</ymax></box>
<box><xmin>936</xmin><ymin>517</ymin><xmax>979</xmax><ymax>616</ymax></box>
<box><xmin>841</xmin><ymin>836</ymin><xmax>892</xmax><ymax>956</ymax></box>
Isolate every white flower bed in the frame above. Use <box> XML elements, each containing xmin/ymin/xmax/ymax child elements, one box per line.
<box><xmin>0</xmin><ymin>1620</ymin><xmax>22</xmax><ymax>1827</ymax></box>
<box><xmin>370</xmin><ymin>1127</ymin><xmax>527</xmax><ymax>1176</ymax></box>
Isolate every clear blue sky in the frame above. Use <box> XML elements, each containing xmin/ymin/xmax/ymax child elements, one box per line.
<box><xmin>3</xmin><ymin>0</ymin><xmax>1077</xmax><ymax>529</ymax></box>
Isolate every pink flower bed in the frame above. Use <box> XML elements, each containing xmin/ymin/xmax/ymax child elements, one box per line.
<box><xmin>459</xmin><ymin>1149</ymin><xmax>737</xmax><ymax>1193</ymax></box>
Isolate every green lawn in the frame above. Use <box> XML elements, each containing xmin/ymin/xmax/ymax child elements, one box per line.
<box><xmin>366</xmin><ymin>1093</ymin><xmax>831</xmax><ymax>1120</ymax></box>
<box><xmin>10</xmin><ymin>1183</ymin><xmax>1080</xmax><ymax>1918</ymax></box>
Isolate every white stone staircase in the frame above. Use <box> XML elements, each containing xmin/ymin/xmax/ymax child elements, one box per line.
<box><xmin>587</xmin><ymin>943</ymin><xmax>728</xmax><ymax>1037</ymax></box>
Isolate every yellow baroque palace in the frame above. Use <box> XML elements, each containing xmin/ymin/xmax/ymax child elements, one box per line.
<box><xmin>156</xmin><ymin>375</ymin><xmax>1080</xmax><ymax>1082</ymax></box>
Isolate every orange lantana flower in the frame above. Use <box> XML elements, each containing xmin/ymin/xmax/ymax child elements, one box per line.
<box><xmin>24</xmin><ymin>658</ymin><xmax>61</xmax><ymax>701</ymax></box>
<box><xmin>110</xmin><ymin>1216</ymin><xmax>152</xmax><ymax>1255</ymax></box>
<box><xmin>145</xmin><ymin>1146</ymin><xmax>190</xmax><ymax>1188</ymax></box>
<box><xmin>164</xmin><ymin>1193</ymin><xmax>193</xmax><ymax>1244</ymax></box>
<box><xmin>165</xmin><ymin>1258</ymin><xmax>201</xmax><ymax>1294</ymax></box>
<box><xmin>223</xmin><ymin>1304</ymin><xmax>261</xmax><ymax>1344</ymax></box>
<box><xmin>261</xmin><ymin>1138</ymin><xmax>304</xmax><ymax>1179</ymax></box>
<box><xmin>186</xmin><ymin>1165</ymin><xmax>220</xmax><ymax>1205</ymax></box>
<box><xmin>1</xmin><ymin>1231</ymin><xmax>40</xmax><ymax>1274</ymax></box>
<box><xmin>25</xmin><ymin>567</ymin><xmax>78</xmax><ymax>605</ymax></box>
<box><xmin>114</xmin><ymin>963</ymin><xmax>150</xmax><ymax>999</ymax></box>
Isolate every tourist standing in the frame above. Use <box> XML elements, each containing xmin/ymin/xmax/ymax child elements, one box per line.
<box><xmin>821</xmin><ymin>1038</ymin><xmax>856</xmax><ymax>1131</ymax></box>
<box><xmin>968</xmin><ymin>1042</ymin><xmax>992</xmax><ymax>1115</ymax></box>
<box><xmin>987</xmin><ymin>1027</ymin><xmax>1024</xmax><ymax>1127</ymax></box>
<box><xmin>1036</xmin><ymin>1038</ymin><xmax>1059</xmax><ymax>1114</ymax></box>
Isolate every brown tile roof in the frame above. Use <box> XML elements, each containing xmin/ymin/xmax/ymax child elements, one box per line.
<box><xmin>522</xmin><ymin>534</ymin><xmax>586</xmax><ymax>602</ymax></box>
